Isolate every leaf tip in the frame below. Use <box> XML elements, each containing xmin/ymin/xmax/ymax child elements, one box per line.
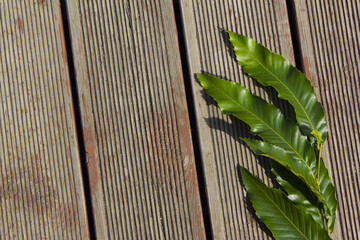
<box><xmin>196</xmin><ymin>73</ymin><xmax>206</xmax><ymax>85</ymax></box>
<box><xmin>239</xmin><ymin>166</ymin><xmax>251</xmax><ymax>182</ymax></box>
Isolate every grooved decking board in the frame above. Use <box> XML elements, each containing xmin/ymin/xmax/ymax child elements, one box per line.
<box><xmin>65</xmin><ymin>0</ymin><xmax>205</xmax><ymax>239</ymax></box>
<box><xmin>180</xmin><ymin>0</ymin><xmax>294</xmax><ymax>239</ymax></box>
<box><xmin>293</xmin><ymin>1</ymin><xmax>360</xmax><ymax>239</ymax></box>
<box><xmin>0</xmin><ymin>1</ymin><xmax>89</xmax><ymax>239</ymax></box>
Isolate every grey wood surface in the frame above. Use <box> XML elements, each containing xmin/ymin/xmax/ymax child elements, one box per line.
<box><xmin>66</xmin><ymin>0</ymin><xmax>205</xmax><ymax>239</ymax></box>
<box><xmin>1</xmin><ymin>0</ymin><xmax>359</xmax><ymax>239</ymax></box>
<box><xmin>0</xmin><ymin>1</ymin><xmax>89</xmax><ymax>239</ymax></box>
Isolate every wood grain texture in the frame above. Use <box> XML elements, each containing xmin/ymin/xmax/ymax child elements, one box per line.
<box><xmin>65</xmin><ymin>0</ymin><xmax>205</xmax><ymax>239</ymax></box>
<box><xmin>0</xmin><ymin>0</ymin><xmax>89</xmax><ymax>239</ymax></box>
<box><xmin>179</xmin><ymin>0</ymin><xmax>294</xmax><ymax>239</ymax></box>
<box><xmin>293</xmin><ymin>1</ymin><xmax>360</xmax><ymax>239</ymax></box>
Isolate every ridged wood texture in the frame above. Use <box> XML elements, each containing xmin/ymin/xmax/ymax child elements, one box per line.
<box><xmin>65</xmin><ymin>0</ymin><xmax>205</xmax><ymax>239</ymax></box>
<box><xmin>0</xmin><ymin>1</ymin><xmax>89</xmax><ymax>239</ymax></box>
<box><xmin>294</xmin><ymin>1</ymin><xmax>360</xmax><ymax>239</ymax></box>
<box><xmin>180</xmin><ymin>0</ymin><xmax>294</xmax><ymax>239</ymax></box>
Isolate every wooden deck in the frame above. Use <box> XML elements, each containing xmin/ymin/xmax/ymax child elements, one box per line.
<box><xmin>0</xmin><ymin>0</ymin><xmax>359</xmax><ymax>239</ymax></box>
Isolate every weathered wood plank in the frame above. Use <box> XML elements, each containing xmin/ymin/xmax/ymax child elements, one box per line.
<box><xmin>179</xmin><ymin>0</ymin><xmax>294</xmax><ymax>239</ymax></box>
<box><xmin>293</xmin><ymin>1</ymin><xmax>360</xmax><ymax>239</ymax></box>
<box><xmin>0</xmin><ymin>1</ymin><xmax>89</xmax><ymax>239</ymax></box>
<box><xmin>65</xmin><ymin>0</ymin><xmax>205</xmax><ymax>239</ymax></box>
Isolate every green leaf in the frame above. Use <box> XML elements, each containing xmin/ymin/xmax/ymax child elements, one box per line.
<box><xmin>197</xmin><ymin>74</ymin><xmax>332</xmax><ymax>213</ymax></box>
<box><xmin>227</xmin><ymin>31</ymin><xmax>328</xmax><ymax>144</ymax></box>
<box><xmin>241</xmin><ymin>139</ymin><xmax>337</xmax><ymax>232</ymax></box>
<box><xmin>241</xmin><ymin>138</ymin><xmax>321</xmax><ymax>203</ymax></box>
<box><xmin>271</xmin><ymin>159</ymin><xmax>336</xmax><ymax>233</ymax></box>
<box><xmin>197</xmin><ymin>74</ymin><xmax>314</xmax><ymax>164</ymax></box>
<box><xmin>271</xmin><ymin>161</ymin><xmax>324</xmax><ymax>228</ymax></box>
<box><xmin>240</xmin><ymin>167</ymin><xmax>331</xmax><ymax>240</ymax></box>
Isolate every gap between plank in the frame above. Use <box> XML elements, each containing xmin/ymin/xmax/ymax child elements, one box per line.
<box><xmin>172</xmin><ymin>0</ymin><xmax>213</xmax><ymax>239</ymax></box>
<box><xmin>59</xmin><ymin>1</ymin><xmax>96</xmax><ymax>239</ymax></box>
<box><xmin>286</xmin><ymin>0</ymin><xmax>305</xmax><ymax>72</ymax></box>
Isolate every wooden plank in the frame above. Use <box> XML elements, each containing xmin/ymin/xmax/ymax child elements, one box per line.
<box><xmin>179</xmin><ymin>0</ymin><xmax>295</xmax><ymax>239</ymax></box>
<box><xmin>0</xmin><ymin>0</ymin><xmax>89</xmax><ymax>239</ymax></box>
<box><xmin>65</xmin><ymin>0</ymin><xmax>205</xmax><ymax>239</ymax></box>
<box><xmin>293</xmin><ymin>1</ymin><xmax>360</xmax><ymax>239</ymax></box>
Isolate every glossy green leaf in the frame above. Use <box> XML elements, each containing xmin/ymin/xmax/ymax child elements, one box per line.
<box><xmin>271</xmin><ymin>161</ymin><xmax>324</xmax><ymax>228</ymax></box>
<box><xmin>227</xmin><ymin>31</ymin><xmax>328</xmax><ymax>144</ymax></box>
<box><xmin>197</xmin><ymin>74</ymin><xmax>332</xmax><ymax>213</ymax></box>
<box><xmin>242</xmin><ymin>138</ymin><xmax>337</xmax><ymax>232</ymax></box>
<box><xmin>240</xmin><ymin>167</ymin><xmax>331</xmax><ymax>240</ymax></box>
<box><xmin>241</xmin><ymin>138</ymin><xmax>320</xmax><ymax>202</ymax></box>
<box><xmin>272</xmin><ymin>159</ymin><xmax>337</xmax><ymax>233</ymax></box>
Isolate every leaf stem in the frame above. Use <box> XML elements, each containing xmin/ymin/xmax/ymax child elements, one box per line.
<box><xmin>327</xmin><ymin>216</ymin><xmax>331</xmax><ymax>235</ymax></box>
<box><xmin>316</xmin><ymin>144</ymin><xmax>323</xmax><ymax>185</ymax></box>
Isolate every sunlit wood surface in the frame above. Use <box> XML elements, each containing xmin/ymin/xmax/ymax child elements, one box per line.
<box><xmin>0</xmin><ymin>0</ymin><xmax>358</xmax><ymax>239</ymax></box>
